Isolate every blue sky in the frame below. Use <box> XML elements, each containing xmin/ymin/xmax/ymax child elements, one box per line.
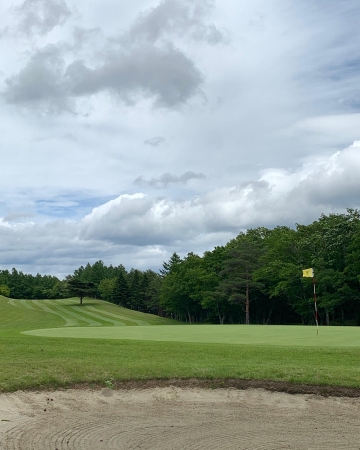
<box><xmin>1</xmin><ymin>0</ymin><xmax>360</xmax><ymax>277</ymax></box>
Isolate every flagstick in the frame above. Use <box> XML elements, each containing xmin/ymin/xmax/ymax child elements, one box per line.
<box><xmin>313</xmin><ymin>277</ymin><xmax>319</xmax><ymax>335</ymax></box>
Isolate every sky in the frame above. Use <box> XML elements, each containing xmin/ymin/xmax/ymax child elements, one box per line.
<box><xmin>1</xmin><ymin>0</ymin><xmax>360</xmax><ymax>277</ymax></box>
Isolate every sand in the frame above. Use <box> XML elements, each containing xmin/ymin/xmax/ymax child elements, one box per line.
<box><xmin>1</xmin><ymin>387</ymin><xmax>360</xmax><ymax>449</ymax></box>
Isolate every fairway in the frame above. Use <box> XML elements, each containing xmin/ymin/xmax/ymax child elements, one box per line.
<box><xmin>22</xmin><ymin>324</ymin><xmax>360</xmax><ymax>347</ymax></box>
<box><xmin>2</xmin><ymin>295</ymin><xmax>360</xmax><ymax>392</ymax></box>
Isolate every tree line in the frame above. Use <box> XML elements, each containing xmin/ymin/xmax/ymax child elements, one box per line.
<box><xmin>1</xmin><ymin>209</ymin><xmax>360</xmax><ymax>325</ymax></box>
<box><xmin>0</xmin><ymin>263</ymin><xmax>163</xmax><ymax>316</ymax></box>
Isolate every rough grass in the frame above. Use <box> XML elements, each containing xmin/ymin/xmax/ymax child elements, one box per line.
<box><xmin>1</xmin><ymin>296</ymin><xmax>360</xmax><ymax>392</ymax></box>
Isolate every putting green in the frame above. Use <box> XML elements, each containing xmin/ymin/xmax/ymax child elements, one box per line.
<box><xmin>22</xmin><ymin>325</ymin><xmax>360</xmax><ymax>347</ymax></box>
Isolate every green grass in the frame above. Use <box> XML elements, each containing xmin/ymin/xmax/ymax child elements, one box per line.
<box><xmin>23</xmin><ymin>324</ymin><xmax>360</xmax><ymax>347</ymax></box>
<box><xmin>1</xmin><ymin>295</ymin><xmax>360</xmax><ymax>392</ymax></box>
<box><xmin>1</xmin><ymin>296</ymin><xmax>178</xmax><ymax>335</ymax></box>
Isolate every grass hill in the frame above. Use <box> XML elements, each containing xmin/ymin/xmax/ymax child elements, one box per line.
<box><xmin>0</xmin><ymin>296</ymin><xmax>178</xmax><ymax>336</ymax></box>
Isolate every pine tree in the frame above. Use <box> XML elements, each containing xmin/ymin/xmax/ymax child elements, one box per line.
<box><xmin>67</xmin><ymin>276</ymin><xmax>96</xmax><ymax>305</ymax></box>
<box><xmin>159</xmin><ymin>252</ymin><xmax>182</xmax><ymax>277</ymax></box>
<box><xmin>113</xmin><ymin>271</ymin><xmax>131</xmax><ymax>307</ymax></box>
<box><xmin>220</xmin><ymin>235</ymin><xmax>264</xmax><ymax>324</ymax></box>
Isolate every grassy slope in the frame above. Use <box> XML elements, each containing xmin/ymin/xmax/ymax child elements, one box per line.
<box><xmin>1</xmin><ymin>296</ymin><xmax>360</xmax><ymax>391</ymax></box>
<box><xmin>1</xmin><ymin>296</ymin><xmax>178</xmax><ymax>336</ymax></box>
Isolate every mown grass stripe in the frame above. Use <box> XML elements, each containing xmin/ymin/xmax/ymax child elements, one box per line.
<box><xmin>42</xmin><ymin>300</ymin><xmax>85</xmax><ymax>326</ymax></box>
<box><xmin>19</xmin><ymin>299</ymin><xmax>51</xmax><ymax>314</ymax></box>
<box><xmin>40</xmin><ymin>299</ymin><xmax>132</xmax><ymax>326</ymax></box>
<box><xmin>86</xmin><ymin>306</ymin><xmax>148</xmax><ymax>326</ymax></box>
<box><xmin>19</xmin><ymin>300</ymin><xmax>36</xmax><ymax>310</ymax></box>
<box><xmin>42</xmin><ymin>301</ymin><xmax>102</xmax><ymax>327</ymax></box>
<box><xmin>8</xmin><ymin>299</ymin><xmax>19</xmax><ymax>307</ymax></box>
<box><xmin>52</xmin><ymin>299</ymin><xmax>78</xmax><ymax>306</ymax></box>
<box><xmin>50</xmin><ymin>299</ymin><xmax>146</xmax><ymax>326</ymax></box>
<box><xmin>68</xmin><ymin>306</ymin><xmax>126</xmax><ymax>326</ymax></box>
<box><xmin>49</xmin><ymin>299</ymin><xmax>179</xmax><ymax>326</ymax></box>
<box><xmin>32</xmin><ymin>300</ymin><xmax>78</xmax><ymax>327</ymax></box>
<box><xmin>114</xmin><ymin>306</ymin><xmax>178</xmax><ymax>325</ymax></box>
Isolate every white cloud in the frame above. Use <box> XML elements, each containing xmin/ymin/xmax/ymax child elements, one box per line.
<box><xmin>58</xmin><ymin>144</ymin><xmax>360</xmax><ymax>245</ymax></box>
<box><xmin>2</xmin><ymin>141</ymin><xmax>360</xmax><ymax>275</ymax></box>
<box><xmin>80</xmin><ymin>141</ymin><xmax>360</xmax><ymax>240</ymax></box>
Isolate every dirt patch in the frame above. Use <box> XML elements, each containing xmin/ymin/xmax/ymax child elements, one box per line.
<box><xmin>32</xmin><ymin>378</ymin><xmax>360</xmax><ymax>398</ymax></box>
<box><xmin>1</xmin><ymin>386</ymin><xmax>360</xmax><ymax>449</ymax></box>
<box><xmin>108</xmin><ymin>378</ymin><xmax>360</xmax><ymax>397</ymax></box>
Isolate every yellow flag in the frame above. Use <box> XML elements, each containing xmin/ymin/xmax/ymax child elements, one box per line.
<box><xmin>302</xmin><ymin>268</ymin><xmax>314</xmax><ymax>278</ymax></box>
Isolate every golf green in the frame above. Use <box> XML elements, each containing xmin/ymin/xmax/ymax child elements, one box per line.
<box><xmin>22</xmin><ymin>324</ymin><xmax>360</xmax><ymax>347</ymax></box>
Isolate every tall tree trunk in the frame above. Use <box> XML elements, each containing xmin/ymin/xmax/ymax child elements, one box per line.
<box><xmin>217</xmin><ymin>301</ymin><xmax>225</xmax><ymax>325</ymax></box>
<box><xmin>245</xmin><ymin>282</ymin><xmax>250</xmax><ymax>325</ymax></box>
<box><xmin>187</xmin><ymin>311</ymin><xmax>192</xmax><ymax>324</ymax></box>
<box><xmin>265</xmin><ymin>309</ymin><xmax>272</xmax><ymax>325</ymax></box>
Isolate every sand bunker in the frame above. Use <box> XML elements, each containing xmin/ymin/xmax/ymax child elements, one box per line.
<box><xmin>1</xmin><ymin>387</ymin><xmax>360</xmax><ymax>449</ymax></box>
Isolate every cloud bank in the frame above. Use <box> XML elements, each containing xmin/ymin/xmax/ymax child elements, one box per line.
<box><xmin>2</xmin><ymin>142</ymin><xmax>360</xmax><ymax>276</ymax></box>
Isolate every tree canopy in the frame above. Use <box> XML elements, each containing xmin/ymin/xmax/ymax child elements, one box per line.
<box><xmin>2</xmin><ymin>209</ymin><xmax>360</xmax><ymax>326</ymax></box>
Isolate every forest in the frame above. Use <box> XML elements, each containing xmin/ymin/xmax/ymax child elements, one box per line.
<box><xmin>1</xmin><ymin>209</ymin><xmax>360</xmax><ymax>326</ymax></box>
